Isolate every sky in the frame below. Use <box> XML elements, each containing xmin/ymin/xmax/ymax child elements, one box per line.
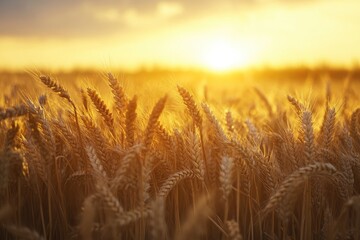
<box><xmin>0</xmin><ymin>0</ymin><xmax>360</xmax><ymax>71</ymax></box>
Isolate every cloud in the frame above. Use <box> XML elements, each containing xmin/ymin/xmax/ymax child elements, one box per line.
<box><xmin>0</xmin><ymin>1</ymin><xmax>120</xmax><ymax>37</ymax></box>
<box><xmin>0</xmin><ymin>0</ymin><xmax>187</xmax><ymax>37</ymax></box>
<box><xmin>0</xmin><ymin>0</ymin><xmax>323</xmax><ymax>37</ymax></box>
<box><xmin>157</xmin><ymin>1</ymin><xmax>183</xmax><ymax>17</ymax></box>
<box><xmin>120</xmin><ymin>2</ymin><xmax>183</xmax><ymax>27</ymax></box>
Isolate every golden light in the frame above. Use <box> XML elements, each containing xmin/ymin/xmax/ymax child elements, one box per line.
<box><xmin>201</xmin><ymin>39</ymin><xmax>250</xmax><ymax>72</ymax></box>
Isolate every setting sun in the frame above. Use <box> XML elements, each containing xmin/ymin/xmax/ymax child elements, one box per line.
<box><xmin>201</xmin><ymin>39</ymin><xmax>249</xmax><ymax>72</ymax></box>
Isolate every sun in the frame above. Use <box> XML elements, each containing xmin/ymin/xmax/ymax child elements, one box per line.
<box><xmin>201</xmin><ymin>39</ymin><xmax>249</xmax><ymax>72</ymax></box>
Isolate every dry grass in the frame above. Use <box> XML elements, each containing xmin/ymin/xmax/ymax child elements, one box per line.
<box><xmin>0</xmin><ymin>71</ymin><xmax>359</xmax><ymax>239</ymax></box>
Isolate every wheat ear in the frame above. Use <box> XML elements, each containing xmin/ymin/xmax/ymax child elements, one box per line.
<box><xmin>125</xmin><ymin>96</ymin><xmax>137</xmax><ymax>147</ymax></box>
<box><xmin>201</xmin><ymin>102</ymin><xmax>228</xmax><ymax>144</ymax></box>
<box><xmin>39</xmin><ymin>75</ymin><xmax>71</xmax><ymax>101</ymax></box>
<box><xmin>185</xmin><ymin>131</ymin><xmax>205</xmax><ymax>181</ymax></box>
<box><xmin>96</xmin><ymin>182</ymin><xmax>124</xmax><ymax>217</ymax></box>
<box><xmin>264</xmin><ymin>162</ymin><xmax>337</xmax><ymax>219</ymax></box>
<box><xmin>158</xmin><ymin>170</ymin><xmax>195</xmax><ymax>198</ymax></box>
<box><xmin>225</xmin><ymin>110</ymin><xmax>235</xmax><ymax>135</ymax></box>
<box><xmin>39</xmin><ymin>75</ymin><xmax>83</xmax><ymax>154</ymax></box>
<box><xmin>115</xmin><ymin>205</ymin><xmax>152</xmax><ymax>227</ymax></box>
<box><xmin>219</xmin><ymin>156</ymin><xmax>234</xmax><ymax>201</ymax></box>
<box><xmin>287</xmin><ymin>95</ymin><xmax>304</xmax><ymax>115</ymax></box>
<box><xmin>87</xmin><ymin>88</ymin><xmax>114</xmax><ymax>131</ymax></box>
<box><xmin>0</xmin><ymin>104</ymin><xmax>28</xmax><ymax>121</ymax></box>
<box><xmin>86</xmin><ymin>145</ymin><xmax>108</xmax><ymax>180</ymax></box>
<box><xmin>108</xmin><ymin>73</ymin><xmax>127</xmax><ymax>124</ymax></box>
<box><xmin>144</xmin><ymin>96</ymin><xmax>167</xmax><ymax>148</ymax></box>
<box><xmin>111</xmin><ymin>144</ymin><xmax>143</xmax><ymax>190</ymax></box>
<box><xmin>226</xmin><ymin>220</ymin><xmax>243</xmax><ymax>240</ymax></box>
<box><xmin>318</xmin><ymin>107</ymin><xmax>336</xmax><ymax>152</ymax></box>
<box><xmin>177</xmin><ymin>86</ymin><xmax>202</xmax><ymax>129</ymax></box>
<box><xmin>301</xmin><ymin>110</ymin><xmax>315</xmax><ymax>164</ymax></box>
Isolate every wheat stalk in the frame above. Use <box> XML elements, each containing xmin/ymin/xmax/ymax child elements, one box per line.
<box><xmin>149</xmin><ymin>198</ymin><xmax>166</xmax><ymax>240</ymax></box>
<box><xmin>254</xmin><ymin>87</ymin><xmax>272</xmax><ymax>116</ymax></box>
<box><xmin>174</xmin><ymin>194</ymin><xmax>211</xmax><ymax>240</ymax></box>
<box><xmin>79</xmin><ymin>195</ymin><xmax>96</xmax><ymax>240</ymax></box>
<box><xmin>4</xmin><ymin>225</ymin><xmax>45</xmax><ymax>240</ymax></box>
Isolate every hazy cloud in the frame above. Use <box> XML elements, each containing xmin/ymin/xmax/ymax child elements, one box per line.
<box><xmin>0</xmin><ymin>0</ymin><xmax>319</xmax><ymax>37</ymax></box>
<box><xmin>0</xmin><ymin>0</ymin><xmax>185</xmax><ymax>36</ymax></box>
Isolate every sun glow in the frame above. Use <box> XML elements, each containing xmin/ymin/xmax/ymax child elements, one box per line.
<box><xmin>201</xmin><ymin>39</ymin><xmax>250</xmax><ymax>72</ymax></box>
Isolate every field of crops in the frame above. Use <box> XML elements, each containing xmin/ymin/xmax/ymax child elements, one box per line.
<box><xmin>0</xmin><ymin>70</ymin><xmax>359</xmax><ymax>239</ymax></box>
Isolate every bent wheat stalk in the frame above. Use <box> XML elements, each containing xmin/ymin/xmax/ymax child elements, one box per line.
<box><xmin>264</xmin><ymin>162</ymin><xmax>337</xmax><ymax>219</ymax></box>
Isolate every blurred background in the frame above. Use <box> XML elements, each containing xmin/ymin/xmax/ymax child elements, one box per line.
<box><xmin>0</xmin><ymin>0</ymin><xmax>360</xmax><ymax>73</ymax></box>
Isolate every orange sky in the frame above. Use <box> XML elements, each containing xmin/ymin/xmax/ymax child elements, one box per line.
<box><xmin>0</xmin><ymin>0</ymin><xmax>360</xmax><ymax>71</ymax></box>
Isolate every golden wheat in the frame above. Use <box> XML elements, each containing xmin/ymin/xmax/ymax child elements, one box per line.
<box><xmin>0</xmin><ymin>72</ymin><xmax>359</xmax><ymax>239</ymax></box>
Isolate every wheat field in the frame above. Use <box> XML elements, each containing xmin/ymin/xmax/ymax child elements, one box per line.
<box><xmin>0</xmin><ymin>71</ymin><xmax>359</xmax><ymax>240</ymax></box>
